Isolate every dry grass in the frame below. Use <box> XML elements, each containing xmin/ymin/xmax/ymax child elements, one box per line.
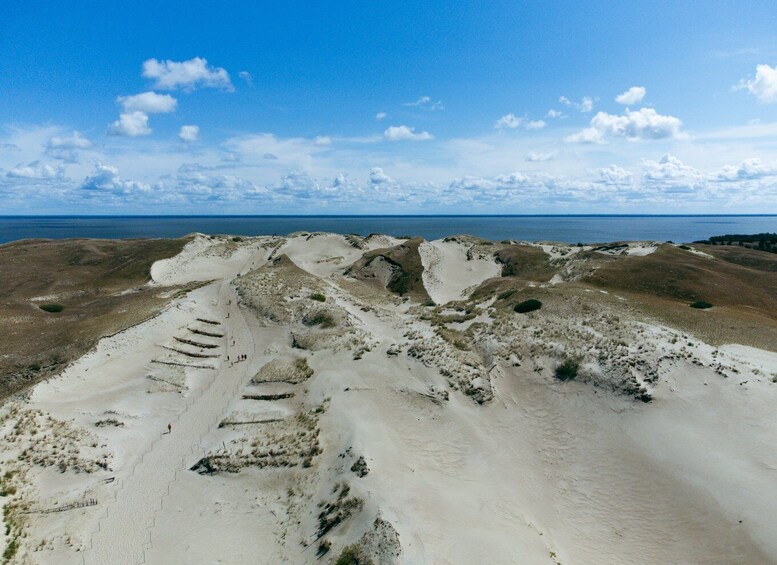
<box><xmin>347</xmin><ymin>237</ymin><xmax>431</xmax><ymax>302</ymax></box>
<box><xmin>493</xmin><ymin>244</ymin><xmax>557</xmax><ymax>281</ymax></box>
<box><xmin>0</xmin><ymin>237</ymin><xmax>192</xmax><ymax>399</ymax></box>
<box><xmin>582</xmin><ymin>245</ymin><xmax>777</xmax><ymax>350</ymax></box>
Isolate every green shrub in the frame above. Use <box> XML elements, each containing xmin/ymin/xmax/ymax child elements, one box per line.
<box><xmin>497</xmin><ymin>289</ymin><xmax>517</xmax><ymax>300</ymax></box>
<box><xmin>514</xmin><ymin>299</ymin><xmax>542</xmax><ymax>313</ymax></box>
<box><xmin>39</xmin><ymin>303</ymin><xmax>64</xmax><ymax>313</ymax></box>
<box><xmin>555</xmin><ymin>358</ymin><xmax>579</xmax><ymax>381</ymax></box>
<box><xmin>232</xmin><ymin>236</ymin><xmax>243</xmax><ymax>242</ymax></box>
<box><xmin>304</xmin><ymin>311</ymin><xmax>336</xmax><ymax>328</ymax></box>
<box><xmin>309</xmin><ymin>292</ymin><xmax>326</xmax><ymax>302</ymax></box>
<box><xmin>690</xmin><ymin>301</ymin><xmax>713</xmax><ymax>309</ymax></box>
<box><xmin>335</xmin><ymin>544</ymin><xmax>372</xmax><ymax>565</ymax></box>
<box><xmin>678</xmin><ymin>245</ymin><xmax>691</xmax><ymax>250</ymax></box>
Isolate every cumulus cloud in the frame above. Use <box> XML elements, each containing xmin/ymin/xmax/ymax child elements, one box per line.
<box><xmin>314</xmin><ymin>136</ymin><xmax>332</xmax><ymax>146</ymax></box>
<box><xmin>7</xmin><ymin>161</ymin><xmax>66</xmax><ymax>180</ymax></box>
<box><xmin>44</xmin><ymin>131</ymin><xmax>91</xmax><ymax>162</ymax></box>
<box><xmin>615</xmin><ymin>86</ymin><xmax>646</xmax><ymax>105</ymax></box>
<box><xmin>715</xmin><ymin>158</ymin><xmax>777</xmax><ymax>181</ymax></box>
<box><xmin>375</xmin><ymin>112</ymin><xmax>387</xmax><ymax>121</ymax></box>
<box><xmin>117</xmin><ymin>91</ymin><xmax>177</xmax><ymax>113</ymax></box>
<box><xmin>494</xmin><ymin>113</ymin><xmax>523</xmax><ymax>129</ymax></box>
<box><xmin>566</xmin><ymin>108</ymin><xmax>684</xmax><ymax>143</ymax></box>
<box><xmin>369</xmin><ymin>167</ymin><xmax>392</xmax><ymax>185</ymax></box>
<box><xmin>737</xmin><ymin>64</ymin><xmax>777</xmax><ymax>103</ymax></box>
<box><xmin>525</xmin><ymin>151</ymin><xmax>555</xmax><ymax>162</ymax></box>
<box><xmin>526</xmin><ymin>120</ymin><xmax>546</xmax><ymax>130</ymax></box>
<box><xmin>559</xmin><ymin>95</ymin><xmax>594</xmax><ymax>112</ymax></box>
<box><xmin>597</xmin><ymin>165</ymin><xmax>633</xmax><ymax>186</ymax></box>
<box><xmin>179</xmin><ymin>125</ymin><xmax>200</xmax><ymax>142</ymax></box>
<box><xmin>108</xmin><ymin>111</ymin><xmax>152</xmax><ymax>137</ymax></box>
<box><xmin>546</xmin><ymin>109</ymin><xmax>565</xmax><ymax>119</ymax></box>
<box><xmin>383</xmin><ymin>125</ymin><xmax>433</xmax><ymax>141</ymax></box>
<box><xmin>80</xmin><ymin>162</ymin><xmax>150</xmax><ymax>194</ymax></box>
<box><xmin>142</xmin><ymin>57</ymin><xmax>233</xmax><ymax>91</ymax></box>
<box><xmin>642</xmin><ymin>154</ymin><xmax>705</xmax><ymax>193</ymax></box>
<box><xmin>402</xmin><ymin>96</ymin><xmax>444</xmax><ymax>110</ymax></box>
<box><xmin>239</xmin><ymin>71</ymin><xmax>254</xmax><ymax>88</ymax></box>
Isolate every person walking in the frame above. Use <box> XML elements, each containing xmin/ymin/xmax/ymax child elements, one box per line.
<box><xmin>167</xmin><ymin>423</ymin><xmax>172</xmax><ymax>434</ymax></box>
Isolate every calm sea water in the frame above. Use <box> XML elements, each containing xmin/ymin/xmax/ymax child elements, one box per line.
<box><xmin>1</xmin><ymin>215</ymin><xmax>776</xmax><ymax>245</ymax></box>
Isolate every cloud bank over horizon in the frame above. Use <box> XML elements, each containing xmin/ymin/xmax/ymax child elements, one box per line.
<box><xmin>3</xmin><ymin>2</ymin><xmax>777</xmax><ymax>214</ymax></box>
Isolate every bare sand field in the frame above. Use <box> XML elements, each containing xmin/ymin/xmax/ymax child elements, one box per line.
<box><xmin>1</xmin><ymin>233</ymin><xmax>776</xmax><ymax>564</ymax></box>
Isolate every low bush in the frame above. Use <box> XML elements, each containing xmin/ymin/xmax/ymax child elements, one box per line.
<box><xmin>690</xmin><ymin>301</ymin><xmax>713</xmax><ymax>309</ymax></box>
<box><xmin>555</xmin><ymin>358</ymin><xmax>579</xmax><ymax>381</ymax></box>
<box><xmin>514</xmin><ymin>299</ymin><xmax>542</xmax><ymax>313</ymax></box>
<box><xmin>304</xmin><ymin>311</ymin><xmax>336</xmax><ymax>328</ymax></box>
<box><xmin>310</xmin><ymin>292</ymin><xmax>326</xmax><ymax>302</ymax></box>
<box><xmin>497</xmin><ymin>289</ymin><xmax>517</xmax><ymax>300</ymax></box>
<box><xmin>39</xmin><ymin>303</ymin><xmax>64</xmax><ymax>313</ymax></box>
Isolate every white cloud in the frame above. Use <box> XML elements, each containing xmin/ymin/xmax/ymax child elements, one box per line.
<box><xmin>642</xmin><ymin>154</ymin><xmax>705</xmax><ymax>193</ymax></box>
<box><xmin>80</xmin><ymin>162</ymin><xmax>150</xmax><ymax>193</ymax></box>
<box><xmin>525</xmin><ymin>151</ymin><xmax>555</xmax><ymax>162</ymax></box>
<box><xmin>117</xmin><ymin>91</ymin><xmax>177</xmax><ymax>113</ymax></box>
<box><xmin>494</xmin><ymin>113</ymin><xmax>523</xmax><ymax>129</ymax></box>
<box><xmin>7</xmin><ymin>161</ymin><xmax>66</xmax><ymax>180</ymax></box>
<box><xmin>615</xmin><ymin>86</ymin><xmax>646</xmax><ymax>105</ymax></box>
<box><xmin>383</xmin><ymin>125</ymin><xmax>433</xmax><ymax>141</ymax></box>
<box><xmin>715</xmin><ymin>158</ymin><xmax>777</xmax><ymax>181</ymax></box>
<box><xmin>314</xmin><ymin>136</ymin><xmax>332</xmax><ymax>146</ymax></box>
<box><xmin>369</xmin><ymin>167</ymin><xmax>392</xmax><ymax>185</ymax></box>
<box><xmin>108</xmin><ymin>111</ymin><xmax>152</xmax><ymax>137</ymax></box>
<box><xmin>402</xmin><ymin>96</ymin><xmax>444</xmax><ymax>110</ymax></box>
<box><xmin>738</xmin><ymin>64</ymin><xmax>777</xmax><ymax>103</ymax></box>
<box><xmin>560</xmin><ymin>95</ymin><xmax>593</xmax><ymax>112</ymax></box>
<box><xmin>597</xmin><ymin>165</ymin><xmax>633</xmax><ymax>186</ymax></box>
<box><xmin>566</xmin><ymin>108</ymin><xmax>685</xmax><ymax>143</ymax></box>
<box><xmin>239</xmin><ymin>71</ymin><xmax>254</xmax><ymax>88</ymax></box>
<box><xmin>546</xmin><ymin>109</ymin><xmax>565</xmax><ymax>119</ymax></box>
<box><xmin>142</xmin><ymin>57</ymin><xmax>233</xmax><ymax>91</ymax></box>
<box><xmin>526</xmin><ymin>120</ymin><xmax>546</xmax><ymax>130</ymax></box>
<box><xmin>179</xmin><ymin>125</ymin><xmax>200</xmax><ymax>143</ymax></box>
<box><xmin>44</xmin><ymin>131</ymin><xmax>91</xmax><ymax>162</ymax></box>
<box><xmin>564</xmin><ymin>127</ymin><xmax>603</xmax><ymax>144</ymax></box>
<box><xmin>375</xmin><ymin>112</ymin><xmax>387</xmax><ymax>121</ymax></box>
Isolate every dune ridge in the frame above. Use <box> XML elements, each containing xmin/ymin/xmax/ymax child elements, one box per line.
<box><xmin>1</xmin><ymin>232</ymin><xmax>776</xmax><ymax>564</ymax></box>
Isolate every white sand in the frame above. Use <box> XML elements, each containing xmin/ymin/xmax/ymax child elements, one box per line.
<box><xmin>2</xmin><ymin>233</ymin><xmax>777</xmax><ymax>564</ymax></box>
<box><xmin>419</xmin><ymin>239</ymin><xmax>501</xmax><ymax>304</ymax></box>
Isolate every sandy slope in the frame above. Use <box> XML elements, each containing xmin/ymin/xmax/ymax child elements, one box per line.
<box><xmin>419</xmin><ymin>238</ymin><xmax>501</xmax><ymax>304</ymax></box>
<box><xmin>2</xmin><ymin>232</ymin><xmax>777</xmax><ymax>564</ymax></box>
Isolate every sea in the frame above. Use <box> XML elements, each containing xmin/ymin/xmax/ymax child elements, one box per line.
<box><xmin>1</xmin><ymin>215</ymin><xmax>776</xmax><ymax>245</ymax></box>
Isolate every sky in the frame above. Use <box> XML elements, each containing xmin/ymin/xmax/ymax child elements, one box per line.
<box><xmin>3</xmin><ymin>1</ymin><xmax>777</xmax><ymax>214</ymax></box>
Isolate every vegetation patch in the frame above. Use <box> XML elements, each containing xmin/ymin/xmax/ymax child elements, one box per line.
<box><xmin>690</xmin><ymin>300</ymin><xmax>713</xmax><ymax>309</ymax></box>
<box><xmin>309</xmin><ymin>292</ymin><xmax>326</xmax><ymax>302</ymax></box>
<box><xmin>38</xmin><ymin>303</ymin><xmax>64</xmax><ymax>313</ymax></box>
<box><xmin>497</xmin><ymin>289</ymin><xmax>517</xmax><ymax>300</ymax></box>
<box><xmin>303</xmin><ymin>310</ymin><xmax>336</xmax><ymax>328</ymax></box>
<box><xmin>514</xmin><ymin>299</ymin><xmax>542</xmax><ymax>314</ymax></box>
<box><xmin>555</xmin><ymin>358</ymin><xmax>579</xmax><ymax>381</ymax></box>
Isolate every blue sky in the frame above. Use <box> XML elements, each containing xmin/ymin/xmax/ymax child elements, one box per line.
<box><xmin>3</xmin><ymin>1</ymin><xmax>777</xmax><ymax>213</ymax></box>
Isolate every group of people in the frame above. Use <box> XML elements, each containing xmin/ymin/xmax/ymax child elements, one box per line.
<box><xmin>227</xmin><ymin>353</ymin><xmax>247</xmax><ymax>366</ymax></box>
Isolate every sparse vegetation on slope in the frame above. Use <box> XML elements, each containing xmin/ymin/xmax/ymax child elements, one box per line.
<box><xmin>0</xmin><ymin>237</ymin><xmax>192</xmax><ymax>399</ymax></box>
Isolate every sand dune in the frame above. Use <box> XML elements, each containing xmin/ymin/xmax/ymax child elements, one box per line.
<box><xmin>1</xmin><ymin>233</ymin><xmax>776</xmax><ymax>564</ymax></box>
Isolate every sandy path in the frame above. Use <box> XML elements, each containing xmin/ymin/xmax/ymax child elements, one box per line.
<box><xmin>83</xmin><ymin>280</ymin><xmax>256</xmax><ymax>565</ymax></box>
